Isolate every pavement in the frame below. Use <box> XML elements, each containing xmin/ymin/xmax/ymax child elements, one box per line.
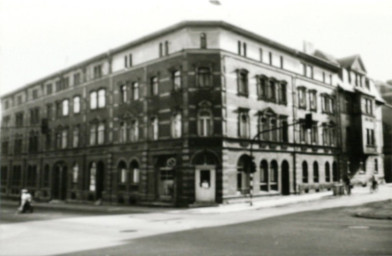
<box><xmin>0</xmin><ymin>184</ymin><xmax>391</xmax><ymax>256</ymax></box>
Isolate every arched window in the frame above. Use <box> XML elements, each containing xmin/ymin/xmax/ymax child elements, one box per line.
<box><xmin>239</xmin><ymin>112</ymin><xmax>250</xmax><ymax>138</ymax></box>
<box><xmin>198</xmin><ymin>110</ymin><xmax>213</xmax><ymax>137</ymax></box>
<box><xmin>62</xmin><ymin>99</ymin><xmax>69</xmax><ymax>116</ymax></box>
<box><xmin>130</xmin><ymin>119</ymin><xmax>139</xmax><ymax>142</ymax></box>
<box><xmin>333</xmin><ymin>162</ymin><xmax>339</xmax><ymax>182</ymax></box>
<box><xmin>171</xmin><ymin>112</ymin><xmax>182</xmax><ymax>138</ymax></box>
<box><xmin>73</xmin><ymin>96</ymin><xmax>80</xmax><ymax>114</ymax></box>
<box><xmin>119</xmin><ymin>122</ymin><xmax>127</xmax><ymax>143</ymax></box>
<box><xmin>313</xmin><ymin>162</ymin><xmax>319</xmax><ymax>183</ymax></box>
<box><xmin>325</xmin><ymin>162</ymin><xmax>330</xmax><ymax>182</ymax></box>
<box><xmin>118</xmin><ymin>161</ymin><xmax>127</xmax><ymax>184</ymax></box>
<box><xmin>302</xmin><ymin>161</ymin><xmax>308</xmax><ymax>183</ymax></box>
<box><xmin>90</xmin><ymin>91</ymin><xmax>97</xmax><ymax>109</ymax></box>
<box><xmin>200</xmin><ymin>33</ymin><xmax>207</xmax><ymax>49</ymax></box>
<box><xmin>98</xmin><ymin>122</ymin><xmax>105</xmax><ymax>144</ymax></box>
<box><xmin>98</xmin><ymin>89</ymin><xmax>106</xmax><ymax>108</ymax></box>
<box><xmin>270</xmin><ymin>160</ymin><xmax>278</xmax><ymax>191</ymax></box>
<box><xmin>260</xmin><ymin>160</ymin><xmax>268</xmax><ymax>191</ymax></box>
<box><xmin>72</xmin><ymin>163</ymin><xmax>79</xmax><ymax>184</ymax></box>
<box><xmin>237</xmin><ymin>155</ymin><xmax>251</xmax><ymax>193</ymax></box>
<box><xmin>130</xmin><ymin>161</ymin><xmax>140</xmax><ymax>184</ymax></box>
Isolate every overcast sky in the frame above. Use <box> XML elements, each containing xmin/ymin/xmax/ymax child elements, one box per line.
<box><xmin>0</xmin><ymin>0</ymin><xmax>391</xmax><ymax>97</ymax></box>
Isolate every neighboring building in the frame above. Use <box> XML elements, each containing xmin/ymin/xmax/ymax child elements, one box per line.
<box><xmin>375</xmin><ymin>81</ymin><xmax>392</xmax><ymax>183</ymax></box>
<box><xmin>0</xmin><ymin>21</ymin><xmax>384</xmax><ymax>206</ymax></box>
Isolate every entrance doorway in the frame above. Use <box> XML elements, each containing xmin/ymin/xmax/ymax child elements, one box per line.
<box><xmin>89</xmin><ymin>162</ymin><xmax>105</xmax><ymax>200</ymax></box>
<box><xmin>52</xmin><ymin>163</ymin><xmax>67</xmax><ymax>200</ymax></box>
<box><xmin>195</xmin><ymin>166</ymin><xmax>216</xmax><ymax>202</ymax></box>
<box><xmin>281</xmin><ymin>160</ymin><xmax>290</xmax><ymax>195</ymax></box>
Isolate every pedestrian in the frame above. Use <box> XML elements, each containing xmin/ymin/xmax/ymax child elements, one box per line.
<box><xmin>17</xmin><ymin>189</ymin><xmax>33</xmax><ymax>213</ymax></box>
<box><xmin>370</xmin><ymin>175</ymin><xmax>378</xmax><ymax>193</ymax></box>
<box><xmin>344</xmin><ymin>174</ymin><xmax>351</xmax><ymax>195</ymax></box>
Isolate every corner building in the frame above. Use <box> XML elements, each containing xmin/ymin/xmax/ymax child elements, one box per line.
<box><xmin>0</xmin><ymin>21</ymin><xmax>385</xmax><ymax>206</ymax></box>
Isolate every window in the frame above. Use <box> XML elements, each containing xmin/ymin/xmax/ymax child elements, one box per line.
<box><xmin>62</xmin><ymin>99</ymin><xmax>69</xmax><ymax>116</ymax></box>
<box><xmin>311</xmin><ymin>123</ymin><xmax>318</xmax><ymax>144</ymax></box>
<box><xmin>269</xmin><ymin>52</ymin><xmax>272</xmax><ymax>65</ymax></box>
<box><xmin>259</xmin><ymin>48</ymin><xmax>263</xmax><ymax>62</ymax></box>
<box><xmin>119</xmin><ymin>122</ymin><xmax>127</xmax><ymax>143</ymax></box>
<box><xmin>124</xmin><ymin>55</ymin><xmax>128</xmax><ymax>68</ymax></box>
<box><xmin>302</xmin><ymin>161</ymin><xmax>308</xmax><ymax>183</ymax></box>
<box><xmin>98</xmin><ymin>123</ymin><xmax>105</xmax><ymax>144</ymax></box>
<box><xmin>365</xmin><ymin>78</ymin><xmax>370</xmax><ymax>89</ymax></box>
<box><xmin>73</xmin><ymin>96</ymin><xmax>80</xmax><ymax>114</ymax></box>
<box><xmin>237</xmin><ymin>41</ymin><xmax>241</xmax><ymax>55</ymax></box>
<box><xmin>300</xmin><ymin>123</ymin><xmax>307</xmax><ymax>143</ymax></box>
<box><xmin>322</xmin><ymin>124</ymin><xmax>329</xmax><ymax>145</ymax></box>
<box><xmin>313</xmin><ymin>162</ymin><xmax>319</xmax><ymax>183</ymax></box>
<box><xmin>1</xmin><ymin>166</ymin><xmax>8</xmax><ymax>186</ymax></box>
<box><xmin>165</xmin><ymin>40</ymin><xmax>169</xmax><ymax>55</ymax></box>
<box><xmin>270</xmin><ymin>161</ymin><xmax>278</xmax><ymax>191</ymax></box>
<box><xmin>278</xmin><ymin>82</ymin><xmax>287</xmax><ymax>104</ymax></box>
<box><xmin>14</xmin><ymin>135</ymin><xmax>23</xmax><ymax>154</ymax></box>
<box><xmin>120</xmin><ymin>85</ymin><xmax>128</xmax><ymax>103</ymax></box>
<box><xmin>47</xmin><ymin>104</ymin><xmax>53</xmax><ymax>119</ymax></box>
<box><xmin>268</xmin><ymin>79</ymin><xmax>276</xmax><ymax>102</ymax></box>
<box><xmin>150</xmin><ymin>76</ymin><xmax>159</xmax><ymax>96</ymax></box>
<box><xmin>26</xmin><ymin>165</ymin><xmax>37</xmax><ymax>187</ymax></box>
<box><xmin>63</xmin><ymin>77</ymin><xmax>69</xmax><ymax>89</ymax></box>
<box><xmin>149</xmin><ymin>117</ymin><xmax>158</xmax><ymax>140</ymax></box>
<box><xmin>46</xmin><ymin>84</ymin><xmax>53</xmax><ymax>95</ymax></box>
<box><xmin>17</xmin><ymin>95</ymin><xmax>22</xmax><ymax>105</ymax></box>
<box><xmin>303</xmin><ymin>64</ymin><xmax>313</xmax><ymax>78</ymax></box>
<box><xmin>172</xmin><ymin>70</ymin><xmax>181</xmax><ymax>90</ymax></box>
<box><xmin>131</xmin><ymin>161</ymin><xmax>140</xmax><ymax>184</ymax></box>
<box><xmin>198</xmin><ymin>109</ymin><xmax>213</xmax><ymax>137</ymax></box>
<box><xmin>374</xmin><ymin>159</ymin><xmax>378</xmax><ymax>174</ymax></box>
<box><xmin>16</xmin><ymin>112</ymin><xmax>24</xmax><ymax>127</ymax></box>
<box><xmin>159</xmin><ymin>42</ymin><xmax>163</xmax><ymax>57</ymax></box>
<box><xmin>28</xmin><ymin>131</ymin><xmax>39</xmax><ymax>153</ymax></box>
<box><xmin>322</xmin><ymin>72</ymin><xmax>326</xmax><ymax>83</ymax></box>
<box><xmin>32</xmin><ymin>89</ymin><xmax>38</xmax><ymax>99</ymax></box>
<box><xmin>364</xmin><ymin>98</ymin><xmax>373</xmax><ymax>115</ymax></box>
<box><xmin>132</xmin><ymin>82</ymin><xmax>139</xmax><ymax>100</ymax></box>
<box><xmin>270</xmin><ymin>118</ymin><xmax>277</xmax><ymax>141</ymax></box>
<box><xmin>280</xmin><ymin>56</ymin><xmax>284</xmax><ymax>69</ymax></box>
<box><xmin>1</xmin><ymin>141</ymin><xmax>8</xmax><ymax>155</ymax></box>
<box><xmin>197</xmin><ymin>67</ymin><xmax>211</xmax><ymax>87</ymax></box>
<box><xmin>200</xmin><ymin>33</ymin><xmax>207</xmax><ymax>49</ymax></box>
<box><xmin>237</xmin><ymin>70</ymin><xmax>248</xmax><ymax>96</ymax></box>
<box><xmin>243</xmin><ymin>42</ymin><xmax>247</xmax><ymax>57</ymax></box>
<box><xmin>30</xmin><ymin>108</ymin><xmax>40</xmax><ymax>124</ymax></box>
<box><xmin>73</xmin><ymin>126</ymin><xmax>79</xmax><ymax>148</ymax></box>
<box><xmin>260</xmin><ymin>160</ymin><xmax>268</xmax><ymax>191</ymax></box>
<box><xmin>298</xmin><ymin>87</ymin><xmax>307</xmax><ymax>109</ymax></box>
<box><xmin>2</xmin><ymin>116</ymin><xmax>10</xmax><ymax>128</ymax></box>
<box><xmin>325</xmin><ymin>162</ymin><xmax>331</xmax><ymax>182</ymax></box>
<box><xmin>90</xmin><ymin>123</ymin><xmax>97</xmax><ymax>146</ymax></box>
<box><xmin>309</xmin><ymin>90</ymin><xmax>317</xmax><ymax>111</ymax></box>
<box><xmin>171</xmin><ymin>112</ymin><xmax>182</xmax><ymax>138</ymax></box>
<box><xmin>90</xmin><ymin>91</ymin><xmax>97</xmax><ymax>109</ymax></box>
<box><xmin>72</xmin><ymin>164</ymin><xmax>79</xmax><ymax>184</ymax></box>
<box><xmin>257</xmin><ymin>76</ymin><xmax>267</xmax><ymax>99</ymax></box>
<box><xmin>56</xmin><ymin>80</ymin><xmax>62</xmax><ymax>91</ymax></box>
<box><xmin>74</xmin><ymin>73</ymin><xmax>81</xmax><ymax>86</ymax></box>
<box><xmin>89</xmin><ymin>163</ymin><xmax>96</xmax><ymax>192</ymax></box>
<box><xmin>98</xmin><ymin>89</ymin><xmax>106</xmax><ymax>108</ymax></box>
<box><xmin>260</xmin><ymin>117</ymin><xmax>269</xmax><ymax>141</ymax></box>
<box><xmin>281</xmin><ymin>117</ymin><xmax>289</xmax><ymax>143</ymax></box>
<box><xmin>239</xmin><ymin>111</ymin><xmax>250</xmax><ymax>139</ymax></box>
<box><xmin>130</xmin><ymin>119</ymin><xmax>139</xmax><ymax>142</ymax></box>
<box><xmin>45</xmin><ymin>129</ymin><xmax>51</xmax><ymax>150</ymax></box>
<box><xmin>93</xmin><ymin>65</ymin><xmax>102</xmax><ymax>79</ymax></box>
<box><xmin>322</xmin><ymin>94</ymin><xmax>334</xmax><ymax>114</ymax></box>
<box><xmin>61</xmin><ymin>128</ymin><xmax>68</xmax><ymax>149</ymax></box>
<box><xmin>366</xmin><ymin>129</ymin><xmax>375</xmax><ymax>146</ymax></box>
<box><xmin>128</xmin><ymin>54</ymin><xmax>133</xmax><ymax>67</ymax></box>
<box><xmin>119</xmin><ymin>165</ymin><xmax>127</xmax><ymax>184</ymax></box>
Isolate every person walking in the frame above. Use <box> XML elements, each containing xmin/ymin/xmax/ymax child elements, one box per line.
<box><xmin>344</xmin><ymin>174</ymin><xmax>351</xmax><ymax>195</ymax></box>
<box><xmin>17</xmin><ymin>189</ymin><xmax>33</xmax><ymax>213</ymax></box>
<box><xmin>370</xmin><ymin>175</ymin><xmax>378</xmax><ymax>193</ymax></box>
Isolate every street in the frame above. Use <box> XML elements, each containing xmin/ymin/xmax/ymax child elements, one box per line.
<box><xmin>1</xmin><ymin>185</ymin><xmax>391</xmax><ymax>256</ymax></box>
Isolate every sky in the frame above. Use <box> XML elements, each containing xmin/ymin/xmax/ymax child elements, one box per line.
<box><xmin>0</xmin><ymin>0</ymin><xmax>391</xmax><ymax>97</ymax></box>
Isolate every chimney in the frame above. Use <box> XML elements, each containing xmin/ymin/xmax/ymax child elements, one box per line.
<box><xmin>303</xmin><ymin>41</ymin><xmax>315</xmax><ymax>55</ymax></box>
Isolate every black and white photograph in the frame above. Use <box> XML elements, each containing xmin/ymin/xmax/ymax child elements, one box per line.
<box><xmin>0</xmin><ymin>0</ymin><xmax>391</xmax><ymax>255</ymax></box>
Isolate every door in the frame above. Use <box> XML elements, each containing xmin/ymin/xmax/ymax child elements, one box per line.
<box><xmin>52</xmin><ymin>164</ymin><xmax>67</xmax><ymax>200</ymax></box>
<box><xmin>158</xmin><ymin>167</ymin><xmax>174</xmax><ymax>201</ymax></box>
<box><xmin>281</xmin><ymin>161</ymin><xmax>290</xmax><ymax>195</ymax></box>
<box><xmin>195</xmin><ymin>165</ymin><xmax>216</xmax><ymax>202</ymax></box>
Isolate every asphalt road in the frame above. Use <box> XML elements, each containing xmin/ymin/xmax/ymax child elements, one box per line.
<box><xmin>57</xmin><ymin>205</ymin><xmax>392</xmax><ymax>256</ymax></box>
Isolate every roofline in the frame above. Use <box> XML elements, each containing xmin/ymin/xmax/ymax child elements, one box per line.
<box><xmin>1</xmin><ymin>20</ymin><xmax>341</xmax><ymax>99</ymax></box>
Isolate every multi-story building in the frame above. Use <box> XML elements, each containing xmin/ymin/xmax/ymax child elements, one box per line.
<box><xmin>0</xmin><ymin>21</ymin><xmax>384</xmax><ymax>206</ymax></box>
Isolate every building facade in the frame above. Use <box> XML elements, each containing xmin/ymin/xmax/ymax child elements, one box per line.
<box><xmin>0</xmin><ymin>21</ymin><xmax>385</xmax><ymax>206</ymax></box>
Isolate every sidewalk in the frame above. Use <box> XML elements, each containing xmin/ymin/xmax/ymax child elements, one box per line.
<box><xmin>2</xmin><ymin>184</ymin><xmax>390</xmax><ymax>215</ymax></box>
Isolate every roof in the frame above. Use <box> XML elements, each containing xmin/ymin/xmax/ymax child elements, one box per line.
<box><xmin>313</xmin><ymin>50</ymin><xmax>340</xmax><ymax>66</ymax></box>
<box><xmin>337</xmin><ymin>55</ymin><xmax>367</xmax><ymax>73</ymax></box>
<box><xmin>1</xmin><ymin>20</ymin><xmax>342</xmax><ymax>99</ymax></box>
